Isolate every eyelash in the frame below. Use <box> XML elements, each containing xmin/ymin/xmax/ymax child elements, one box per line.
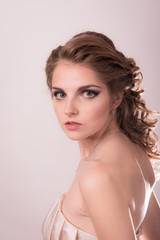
<box><xmin>52</xmin><ymin>90</ymin><xmax>100</xmax><ymax>100</ymax></box>
<box><xmin>52</xmin><ymin>91</ymin><xmax>66</xmax><ymax>99</ymax></box>
<box><xmin>81</xmin><ymin>90</ymin><xmax>100</xmax><ymax>98</ymax></box>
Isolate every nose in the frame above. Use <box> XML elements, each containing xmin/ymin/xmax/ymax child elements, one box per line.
<box><xmin>64</xmin><ymin>98</ymin><xmax>79</xmax><ymax>116</ymax></box>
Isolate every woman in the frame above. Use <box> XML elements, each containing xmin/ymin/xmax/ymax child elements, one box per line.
<box><xmin>42</xmin><ymin>31</ymin><xmax>160</xmax><ymax>240</ymax></box>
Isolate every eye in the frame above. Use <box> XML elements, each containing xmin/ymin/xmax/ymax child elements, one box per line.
<box><xmin>82</xmin><ymin>90</ymin><xmax>100</xmax><ymax>98</ymax></box>
<box><xmin>52</xmin><ymin>91</ymin><xmax>66</xmax><ymax>100</ymax></box>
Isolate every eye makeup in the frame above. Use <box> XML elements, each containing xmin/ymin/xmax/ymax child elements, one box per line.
<box><xmin>80</xmin><ymin>89</ymin><xmax>100</xmax><ymax>98</ymax></box>
<box><xmin>51</xmin><ymin>85</ymin><xmax>101</xmax><ymax>100</ymax></box>
<box><xmin>52</xmin><ymin>90</ymin><xmax>66</xmax><ymax>100</ymax></box>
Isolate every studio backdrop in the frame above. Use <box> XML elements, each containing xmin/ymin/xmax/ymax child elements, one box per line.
<box><xmin>0</xmin><ymin>0</ymin><xmax>159</xmax><ymax>240</ymax></box>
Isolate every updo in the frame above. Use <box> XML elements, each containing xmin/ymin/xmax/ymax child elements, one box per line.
<box><xmin>45</xmin><ymin>31</ymin><xmax>159</xmax><ymax>159</ymax></box>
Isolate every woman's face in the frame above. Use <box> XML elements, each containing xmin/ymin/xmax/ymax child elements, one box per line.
<box><xmin>51</xmin><ymin>61</ymin><xmax>114</xmax><ymax>141</ymax></box>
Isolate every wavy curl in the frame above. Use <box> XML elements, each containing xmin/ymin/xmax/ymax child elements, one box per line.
<box><xmin>45</xmin><ymin>31</ymin><xmax>160</xmax><ymax>160</ymax></box>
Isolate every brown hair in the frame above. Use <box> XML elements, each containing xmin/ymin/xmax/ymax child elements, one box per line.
<box><xmin>45</xmin><ymin>31</ymin><xmax>160</xmax><ymax>159</ymax></box>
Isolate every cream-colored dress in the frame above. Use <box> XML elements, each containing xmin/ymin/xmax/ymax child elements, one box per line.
<box><xmin>42</xmin><ymin>193</ymin><xmax>143</xmax><ymax>240</ymax></box>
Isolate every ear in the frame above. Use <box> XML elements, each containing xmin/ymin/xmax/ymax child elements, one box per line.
<box><xmin>112</xmin><ymin>92</ymin><xmax>123</xmax><ymax>110</ymax></box>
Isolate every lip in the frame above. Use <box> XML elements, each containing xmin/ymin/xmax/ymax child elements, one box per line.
<box><xmin>64</xmin><ymin>121</ymin><xmax>82</xmax><ymax>130</ymax></box>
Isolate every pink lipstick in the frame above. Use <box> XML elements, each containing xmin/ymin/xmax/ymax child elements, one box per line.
<box><xmin>65</xmin><ymin>121</ymin><xmax>82</xmax><ymax>130</ymax></box>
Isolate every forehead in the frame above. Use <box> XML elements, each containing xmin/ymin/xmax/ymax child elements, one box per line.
<box><xmin>52</xmin><ymin>61</ymin><xmax>105</xmax><ymax>88</ymax></box>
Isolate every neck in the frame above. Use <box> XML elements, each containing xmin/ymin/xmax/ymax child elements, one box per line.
<box><xmin>78</xmin><ymin>138</ymin><xmax>99</xmax><ymax>161</ymax></box>
<box><xmin>78</xmin><ymin>123</ymin><xmax>121</xmax><ymax>161</ymax></box>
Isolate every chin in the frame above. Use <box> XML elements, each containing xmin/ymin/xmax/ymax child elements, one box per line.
<box><xmin>65</xmin><ymin>133</ymin><xmax>83</xmax><ymax>141</ymax></box>
<box><xmin>64</xmin><ymin>130</ymin><xmax>98</xmax><ymax>141</ymax></box>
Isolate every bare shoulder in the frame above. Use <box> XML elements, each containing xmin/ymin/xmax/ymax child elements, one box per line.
<box><xmin>77</xmin><ymin>135</ymin><xmax>156</xmax><ymax>239</ymax></box>
<box><xmin>78</xmin><ymin>134</ymin><xmax>140</xmax><ymax>198</ymax></box>
<box><xmin>78</xmin><ymin>160</ymin><xmax>138</xmax><ymax>239</ymax></box>
<box><xmin>79</xmin><ymin>159</ymin><xmax>133</xmax><ymax>208</ymax></box>
<box><xmin>96</xmin><ymin>133</ymin><xmax>155</xmax><ymax>185</ymax></box>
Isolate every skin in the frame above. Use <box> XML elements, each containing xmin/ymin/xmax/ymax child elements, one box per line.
<box><xmin>51</xmin><ymin>61</ymin><xmax>160</xmax><ymax>240</ymax></box>
<box><xmin>51</xmin><ymin>61</ymin><xmax>122</xmax><ymax>158</ymax></box>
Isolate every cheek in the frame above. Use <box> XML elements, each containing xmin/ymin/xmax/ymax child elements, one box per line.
<box><xmin>84</xmin><ymin>99</ymin><xmax>111</xmax><ymax>122</ymax></box>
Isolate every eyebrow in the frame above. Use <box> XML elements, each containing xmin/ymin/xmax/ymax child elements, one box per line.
<box><xmin>51</xmin><ymin>84</ymin><xmax>101</xmax><ymax>91</ymax></box>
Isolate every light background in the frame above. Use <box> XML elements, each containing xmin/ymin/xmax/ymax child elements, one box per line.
<box><xmin>0</xmin><ymin>0</ymin><xmax>160</xmax><ymax>239</ymax></box>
